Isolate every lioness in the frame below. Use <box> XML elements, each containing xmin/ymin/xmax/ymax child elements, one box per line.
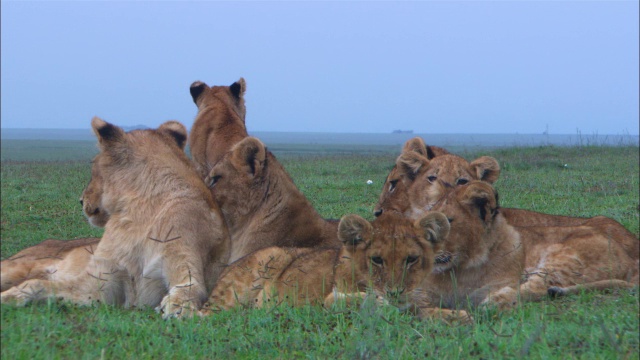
<box><xmin>200</xmin><ymin>212</ymin><xmax>470</xmax><ymax>322</ymax></box>
<box><xmin>1</xmin><ymin>118</ymin><xmax>230</xmax><ymax>319</ymax></box>
<box><xmin>205</xmin><ymin>136</ymin><xmax>342</xmax><ymax>262</ymax></box>
<box><xmin>189</xmin><ymin>78</ymin><xmax>247</xmax><ymax>178</ymax></box>
<box><xmin>421</xmin><ymin>181</ymin><xmax>638</xmax><ymax>309</ymax></box>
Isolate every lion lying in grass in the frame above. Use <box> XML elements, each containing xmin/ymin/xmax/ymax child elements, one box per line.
<box><xmin>0</xmin><ymin>238</ymin><xmax>100</xmax><ymax>292</ymax></box>
<box><xmin>376</xmin><ymin>137</ymin><xmax>637</xmax><ymax>233</ymax></box>
<box><xmin>421</xmin><ymin>181</ymin><xmax>638</xmax><ymax>309</ymax></box>
<box><xmin>200</xmin><ymin>212</ymin><xmax>470</xmax><ymax>322</ymax></box>
<box><xmin>0</xmin><ymin>150</ymin><xmax>109</xmax><ymax>292</ymax></box>
<box><xmin>1</xmin><ymin>118</ymin><xmax>230</xmax><ymax>319</ymax></box>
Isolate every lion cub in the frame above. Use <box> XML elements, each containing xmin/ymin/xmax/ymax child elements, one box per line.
<box><xmin>1</xmin><ymin>238</ymin><xmax>100</xmax><ymax>292</ymax></box>
<box><xmin>204</xmin><ymin>136</ymin><xmax>342</xmax><ymax>263</ymax></box>
<box><xmin>1</xmin><ymin>118</ymin><xmax>230</xmax><ymax>318</ymax></box>
<box><xmin>423</xmin><ymin>181</ymin><xmax>638</xmax><ymax>310</ymax></box>
<box><xmin>200</xmin><ymin>212</ymin><xmax>470</xmax><ymax>322</ymax></box>
<box><xmin>1</xmin><ymin>158</ymin><xmax>109</xmax><ymax>292</ymax></box>
<box><xmin>188</xmin><ymin>78</ymin><xmax>248</xmax><ymax>178</ymax></box>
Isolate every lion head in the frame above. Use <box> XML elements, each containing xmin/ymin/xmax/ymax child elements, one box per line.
<box><xmin>80</xmin><ymin>117</ymin><xmax>191</xmax><ymax>228</ymax></box>
<box><xmin>426</xmin><ymin>181</ymin><xmax>508</xmax><ymax>274</ymax></box>
<box><xmin>374</xmin><ymin>137</ymin><xmax>449</xmax><ymax>217</ymax></box>
<box><xmin>80</xmin><ymin>156</ymin><xmax>109</xmax><ymax>228</ymax></box>
<box><xmin>188</xmin><ymin>78</ymin><xmax>248</xmax><ymax>177</ymax></box>
<box><xmin>337</xmin><ymin>211</ymin><xmax>450</xmax><ymax>307</ymax></box>
<box><xmin>376</xmin><ymin>145</ymin><xmax>500</xmax><ymax>219</ymax></box>
<box><xmin>204</xmin><ymin>136</ymin><xmax>340</xmax><ymax>261</ymax></box>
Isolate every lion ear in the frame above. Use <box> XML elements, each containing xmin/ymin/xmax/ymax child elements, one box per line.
<box><xmin>426</xmin><ymin>145</ymin><xmax>449</xmax><ymax>160</ymax></box>
<box><xmin>470</xmin><ymin>156</ymin><xmax>500</xmax><ymax>184</ymax></box>
<box><xmin>402</xmin><ymin>137</ymin><xmax>428</xmax><ymax>157</ymax></box>
<box><xmin>396</xmin><ymin>151</ymin><xmax>429</xmax><ymax>181</ymax></box>
<box><xmin>190</xmin><ymin>81</ymin><xmax>208</xmax><ymax>105</ymax></box>
<box><xmin>458</xmin><ymin>181</ymin><xmax>499</xmax><ymax>223</ymax></box>
<box><xmin>230</xmin><ymin>136</ymin><xmax>266</xmax><ymax>177</ymax></box>
<box><xmin>338</xmin><ymin>214</ymin><xmax>372</xmax><ymax>251</ymax></box>
<box><xmin>92</xmin><ymin>117</ymin><xmax>125</xmax><ymax>148</ymax></box>
<box><xmin>158</xmin><ymin>121</ymin><xmax>188</xmax><ymax>150</ymax></box>
<box><xmin>416</xmin><ymin>212</ymin><xmax>450</xmax><ymax>245</ymax></box>
<box><xmin>229</xmin><ymin>78</ymin><xmax>246</xmax><ymax>100</ymax></box>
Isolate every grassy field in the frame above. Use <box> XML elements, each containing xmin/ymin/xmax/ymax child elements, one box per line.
<box><xmin>1</xmin><ymin>140</ymin><xmax>638</xmax><ymax>359</ymax></box>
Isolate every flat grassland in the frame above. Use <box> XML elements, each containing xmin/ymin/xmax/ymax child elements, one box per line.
<box><xmin>1</xmin><ymin>140</ymin><xmax>638</xmax><ymax>359</ymax></box>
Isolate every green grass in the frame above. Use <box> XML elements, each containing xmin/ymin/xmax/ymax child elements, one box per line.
<box><xmin>1</xmin><ymin>141</ymin><xmax>639</xmax><ymax>359</ymax></box>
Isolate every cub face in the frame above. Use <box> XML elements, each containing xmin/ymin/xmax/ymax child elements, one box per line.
<box><xmin>80</xmin><ymin>155</ymin><xmax>109</xmax><ymax>228</ymax></box>
<box><xmin>374</xmin><ymin>137</ymin><xmax>451</xmax><ymax>218</ymax></box>
<box><xmin>204</xmin><ymin>136</ymin><xmax>267</xmax><ymax>216</ymax></box>
<box><xmin>338</xmin><ymin>212</ymin><xmax>450</xmax><ymax>305</ymax></box>
<box><xmin>373</xmin><ymin>166</ymin><xmax>411</xmax><ymax>218</ymax></box>
<box><xmin>386</xmin><ymin>152</ymin><xmax>500</xmax><ymax>219</ymax></box>
<box><xmin>427</xmin><ymin>181</ymin><xmax>500</xmax><ymax>274</ymax></box>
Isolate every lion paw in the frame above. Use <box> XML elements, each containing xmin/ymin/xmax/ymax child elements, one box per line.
<box><xmin>547</xmin><ymin>286</ymin><xmax>566</xmax><ymax>298</ymax></box>
<box><xmin>1</xmin><ymin>284</ymin><xmax>44</xmax><ymax>306</ymax></box>
<box><xmin>480</xmin><ymin>287</ymin><xmax>518</xmax><ymax>310</ymax></box>
<box><xmin>156</xmin><ymin>287</ymin><xmax>200</xmax><ymax>319</ymax></box>
<box><xmin>417</xmin><ymin>307</ymin><xmax>474</xmax><ymax>325</ymax></box>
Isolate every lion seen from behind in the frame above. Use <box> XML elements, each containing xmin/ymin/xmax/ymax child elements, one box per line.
<box><xmin>1</xmin><ymin>118</ymin><xmax>230</xmax><ymax>319</ymax></box>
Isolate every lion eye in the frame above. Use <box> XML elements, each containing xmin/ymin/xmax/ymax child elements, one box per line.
<box><xmin>207</xmin><ymin>175</ymin><xmax>221</xmax><ymax>188</ymax></box>
<box><xmin>406</xmin><ymin>256</ymin><xmax>419</xmax><ymax>265</ymax></box>
<box><xmin>370</xmin><ymin>256</ymin><xmax>383</xmax><ymax>266</ymax></box>
<box><xmin>427</xmin><ymin>175</ymin><xmax>437</xmax><ymax>183</ymax></box>
<box><xmin>388</xmin><ymin>179</ymin><xmax>398</xmax><ymax>193</ymax></box>
<box><xmin>456</xmin><ymin>178</ymin><xmax>468</xmax><ymax>185</ymax></box>
<box><xmin>447</xmin><ymin>218</ymin><xmax>455</xmax><ymax>224</ymax></box>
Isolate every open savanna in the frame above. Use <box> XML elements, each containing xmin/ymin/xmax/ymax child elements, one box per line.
<box><xmin>1</xmin><ymin>139</ymin><xmax>638</xmax><ymax>359</ymax></box>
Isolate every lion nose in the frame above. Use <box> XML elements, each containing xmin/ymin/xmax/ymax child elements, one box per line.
<box><xmin>79</xmin><ymin>199</ymin><xmax>84</xmax><ymax>206</ymax></box>
<box><xmin>386</xmin><ymin>288</ymin><xmax>405</xmax><ymax>298</ymax></box>
<box><xmin>374</xmin><ymin>208</ymin><xmax>383</xmax><ymax>217</ymax></box>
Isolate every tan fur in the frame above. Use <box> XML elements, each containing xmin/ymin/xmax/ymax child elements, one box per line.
<box><xmin>204</xmin><ymin>137</ymin><xmax>342</xmax><ymax>262</ymax></box>
<box><xmin>377</xmin><ymin>139</ymin><xmax>638</xmax><ymax>245</ymax></box>
<box><xmin>0</xmin><ymin>238</ymin><xmax>99</xmax><ymax>292</ymax></box>
<box><xmin>421</xmin><ymin>181</ymin><xmax>639</xmax><ymax>310</ymax></box>
<box><xmin>392</xmin><ymin>151</ymin><xmax>499</xmax><ymax>218</ymax></box>
<box><xmin>188</xmin><ymin>78</ymin><xmax>248</xmax><ymax>178</ymax></box>
<box><xmin>1</xmin><ymin>118</ymin><xmax>230</xmax><ymax>319</ymax></box>
<box><xmin>0</xmin><ymin>167</ymin><xmax>109</xmax><ymax>292</ymax></box>
<box><xmin>80</xmin><ymin>155</ymin><xmax>110</xmax><ymax>227</ymax></box>
<box><xmin>200</xmin><ymin>212</ymin><xmax>470</xmax><ymax>322</ymax></box>
<box><xmin>374</xmin><ymin>137</ymin><xmax>449</xmax><ymax>217</ymax></box>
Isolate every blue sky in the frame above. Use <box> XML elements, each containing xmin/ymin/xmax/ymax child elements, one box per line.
<box><xmin>1</xmin><ymin>1</ymin><xmax>638</xmax><ymax>135</ymax></box>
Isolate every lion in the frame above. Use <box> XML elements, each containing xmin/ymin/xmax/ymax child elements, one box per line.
<box><xmin>80</xmin><ymin>157</ymin><xmax>110</xmax><ymax>227</ymax></box>
<box><xmin>188</xmin><ymin>78</ymin><xmax>248</xmax><ymax>178</ymax></box>
<box><xmin>0</xmin><ymin>238</ymin><xmax>99</xmax><ymax>292</ymax></box>
<box><xmin>200</xmin><ymin>211</ymin><xmax>470</xmax><ymax>322</ymax></box>
<box><xmin>374</xmin><ymin>137</ymin><xmax>449</xmax><ymax>217</ymax></box>
<box><xmin>204</xmin><ymin>136</ymin><xmax>342</xmax><ymax>262</ymax></box>
<box><xmin>0</xmin><ymin>162</ymin><xmax>109</xmax><ymax>292</ymax></box>
<box><xmin>1</xmin><ymin>118</ymin><xmax>230</xmax><ymax>319</ymax></box>
<box><xmin>377</xmin><ymin>137</ymin><xmax>638</xmax><ymax>234</ymax></box>
<box><xmin>420</xmin><ymin>181</ymin><xmax>638</xmax><ymax>310</ymax></box>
